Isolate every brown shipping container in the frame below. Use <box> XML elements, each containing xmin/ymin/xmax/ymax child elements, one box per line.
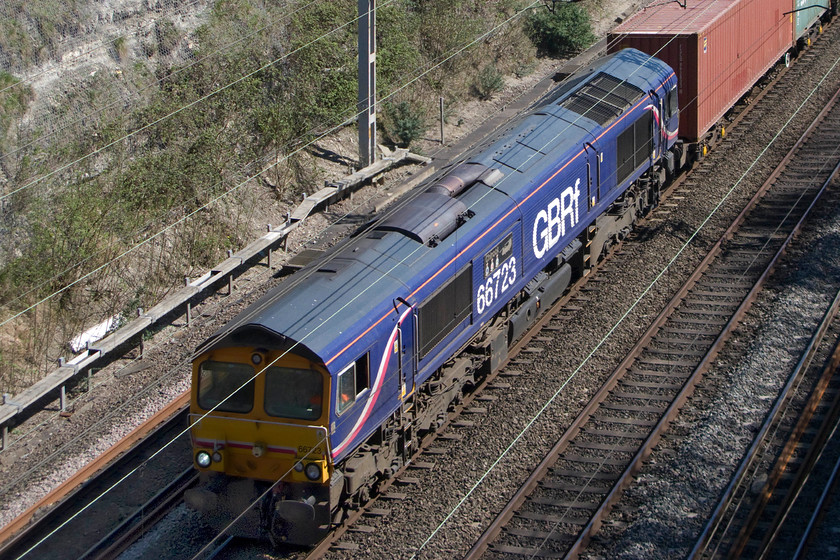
<box><xmin>608</xmin><ymin>0</ymin><xmax>793</xmax><ymax>141</ymax></box>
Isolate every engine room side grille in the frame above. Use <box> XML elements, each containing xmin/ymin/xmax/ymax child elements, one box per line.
<box><xmin>560</xmin><ymin>72</ymin><xmax>643</xmax><ymax>126</ymax></box>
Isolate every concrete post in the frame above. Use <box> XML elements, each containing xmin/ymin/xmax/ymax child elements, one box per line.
<box><xmin>358</xmin><ymin>0</ymin><xmax>377</xmax><ymax>167</ymax></box>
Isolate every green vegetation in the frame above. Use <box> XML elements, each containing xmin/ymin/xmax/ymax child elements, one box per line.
<box><xmin>0</xmin><ymin>0</ymin><xmax>588</xmax><ymax>391</ymax></box>
<box><xmin>0</xmin><ymin>72</ymin><xmax>33</xmax><ymax>157</ymax></box>
<box><xmin>113</xmin><ymin>36</ymin><xmax>129</xmax><ymax>62</ymax></box>
<box><xmin>0</xmin><ymin>0</ymin><xmax>86</xmax><ymax>67</ymax></box>
<box><xmin>382</xmin><ymin>100</ymin><xmax>426</xmax><ymax>147</ymax></box>
<box><xmin>525</xmin><ymin>1</ymin><xmax>596</xmax><ymax>57</ymax></box>
<box><xmin>474</xmin><ymin>64</ymin><xmax>505</xmax><ymax>100</ymax></box>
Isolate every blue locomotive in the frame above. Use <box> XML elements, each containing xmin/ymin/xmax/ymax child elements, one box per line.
<box><xmin>185</xmin><ymin>48</ymin><xmax>679</xmax><ymax>544</ymax></box>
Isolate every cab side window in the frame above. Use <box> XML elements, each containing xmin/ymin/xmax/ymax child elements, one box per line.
<box><xmin>336</xmin><ymin>354</ymin><xmax>369</xmax><ymax>415</ymax></box>
<box><xmin>667</xmin><ymin>87</ymin><xmax>678</xmax><ymax>118</ymax></box>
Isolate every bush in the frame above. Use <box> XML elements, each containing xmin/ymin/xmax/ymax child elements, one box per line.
<box><xmin>0</xmin><ymin>72</ymin><xmax>33</xmax><ymax>141</ymax></box>
<box><xmin>525</xmin><ymin>2</ymin><xmax>596</xmax><ymax>57</ymax></box>
<box><xmin>113</xmin><ymin>36</ymin><xmax>129</xmax><ymax>62</ymax></box>
<box><xmin>382</xmin><ymin>101</ymin><xmax>425</xmax><ymax>148</ymax></box>
<box><xmin>474</xmin><ymin>64</ymin><xmax>505</xmax><ymax>100</ymax></box>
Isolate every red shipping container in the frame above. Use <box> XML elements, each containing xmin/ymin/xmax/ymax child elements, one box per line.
<box><xmin>608</xmin><ymin>0</ymin><xmax>793</xmax><ymax>141</ymax></box>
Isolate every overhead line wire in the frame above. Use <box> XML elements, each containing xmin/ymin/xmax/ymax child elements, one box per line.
<box><xmin>412</xmin><ymin>27</ymin><xmax>840</xmax><ymax>560</ymax></box>
<box><xmin>12</xmin><ymin>1</ymin><xmax>804</xmax><ymax>556</ymax></box>
<box><xmin>0</xmin><ymin>0</ymin><xmax>399</xmax><ymax>203</ymax></box>
<box><xmin>0</xmin><ymin>0</ymin><xmax>327</xmax><ymax>164</ymax></box>
<box><xmin>11</xmin><ymin>1</ymin><xmax>585</xmax><ymax>556</ymax></box>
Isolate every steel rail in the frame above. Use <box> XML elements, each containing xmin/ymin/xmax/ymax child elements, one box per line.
<box><xmin>11</xmin><ymin>16</ymin><xmax>830</xmax><ymax>560</ymax></box>
<box><xmin>691</xmin><ymin>289</ymin><xmax>840</xmax><ymax>558</ymax></box>
<box><xmin>83</xmin><ymin>467</ymin><xmax>198</xmax><ymax>560</ymax></box>
<box><xmin>0</xmin><ymin>392</ymin><xmax>189</xmax><ymax>557</ymax></box>
<box><xmin>688</xmin><ymin>84</ymin><xmax>840</xmax><ymax>559</ymax></box>
<box><xmin>750</xmin><ymin>345</ymin><xmax>840</xmax><ymax>558</ymax></box>
<box><xmin>463</xmin><ymin>79</ymin><xmax>840</xmax><ymax>560</ymax></box>
<box><xmin>792</xmin><ymin>426</ymin><xmax>840</xmax><ymax>559</ymax></box>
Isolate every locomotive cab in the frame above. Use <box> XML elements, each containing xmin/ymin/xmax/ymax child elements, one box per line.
<box><xmin>186</xmin><ymin>342</ymin><xmax>341</xmax><ymax>545</ymax></box>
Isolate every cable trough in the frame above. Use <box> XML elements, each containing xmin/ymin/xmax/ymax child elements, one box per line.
<box><xmin>464</xmin><ymin>81</ymin><xmax>840</xmax><ymax>560</ymax></box>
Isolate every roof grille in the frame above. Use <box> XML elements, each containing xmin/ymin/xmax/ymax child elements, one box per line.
<box><xmin>560</xmin><ymin>73</ymin><xmax>643</xmax><ymax>126</ymax></box>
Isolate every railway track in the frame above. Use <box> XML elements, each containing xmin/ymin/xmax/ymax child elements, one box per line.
<box><xmin>461</xmin><ymin>80</ymin><xmax>840</xmax><ymax>560</ymax></box>
<box><xmin>0</xmin><ymin>400</ymin><xmax>195</xmax><ymax>560</ymax></box>
<box><xmin>692</xmin><ymin>294</ymin><xmax>840</xmax><ymax>558</ymax></box>
<box><xmin>4</xmin><ymin>17</ymin><xmax>838</xmax><ymax>560</ymax></box>
<box><xmin>789</xmin><ymin>429</ymin><xmax>840</xmax><ymax>559</ymax></box>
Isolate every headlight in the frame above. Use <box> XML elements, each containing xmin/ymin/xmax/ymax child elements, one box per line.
<box><xmin>196</xmin><ymin>451</ymin><xmax>212</xmax><ymax>468</ymax></box>
<box><xmin>304</xmin><ymin>463</ymin><xmax>321</xmax><ymax>481</ymax></box>
<box><xmin>294</xmin><ymin>462</ymin><xmax>304</xmax><ymax>472</ymax></box>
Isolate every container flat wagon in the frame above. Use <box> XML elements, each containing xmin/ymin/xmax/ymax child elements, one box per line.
<box><xmin>794</xmin><ymin>0</ymin><xmax>832</xmax><ymax>47</ymax></box>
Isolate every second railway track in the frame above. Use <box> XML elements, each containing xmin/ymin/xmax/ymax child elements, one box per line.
<box><xmin>464</xmin><ymin>78</ymin><xmax>840</xmax><ymax>560</ymax></box>
<box><xmin>4</xmin><ymin>12</ymin><xmax>840</xmax><ymax>560</ymax></box>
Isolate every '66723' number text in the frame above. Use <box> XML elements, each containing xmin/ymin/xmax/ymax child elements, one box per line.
<box><xmin>476</xmin><ymin>257</ymin><xmax>517</xmax><ymax>315</ymax></box>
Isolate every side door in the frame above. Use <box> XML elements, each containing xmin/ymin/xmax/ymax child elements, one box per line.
<box><xmin>395</xmin><ymin>300</ymin><xmax>416</xmax><ymax>399</ymax></box>
<box><xmin>583</xmin><ymin>141</ymin><xmax>602</xmax><ymax>210</ymax></box>
<box><xmin>648</xmin><ymin>89</ymin><xmax>665</xmax><ymax>157</ymax></box>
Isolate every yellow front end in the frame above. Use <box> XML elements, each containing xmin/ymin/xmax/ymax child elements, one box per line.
<box><xmin>189</xmin><ymin>413</ymin><xmax>330</xmax><ymax>484</ymax></box>
<box><xmin>185</xmin><ymin>347</ymin><xmax>337</xmax><ymax>544</ymax></box>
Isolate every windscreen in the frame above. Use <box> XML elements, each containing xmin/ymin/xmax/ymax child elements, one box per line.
<box><xmin>198</xmin><ymin>360</ymin><xmax>255</xmax><ymax>413</ymax></box>
<box><xmin>264</xmin><ymin>366</ymin><xmax>323</xmax><ymax>421</ymax></box>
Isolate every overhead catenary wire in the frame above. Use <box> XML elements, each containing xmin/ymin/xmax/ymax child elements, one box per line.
<box><xmin>0</xmin><ymin>0</ymin><xmax>411</xmax><ymax>329</ymax></box>
<box><xmin>4</xmin><ymin>0</ymin><xmax>722</xmax><ymax>555</ymax></box>
<box><xmin>0</xmin><ymin>0</ymin><xmax>400</xmax><ymax>204</ymax></box>
<box><xmin>0</xmin><ymin>0</ymin><xmax>523</xmax><ymax>319</ymax></box>
<box><xmin>2</xmin><ymin>0</ymin><xmax>545</xmax><ymax>325</ymax></box>
<box><xmin>0</xmin><ymin>167</ymin><xmax>402</xmax><ymax>500</ymax></box>
<box><xmin>410</xmin><ymin>44</ymin><xmax>840</xmax><ymax>560</ymax></box>
<box><xmin>0</xmin><ymin>0</ymin><xmax>368</xmax><ymax>317</ymax></box>
<box><xmin>0</xmin><ymin>0</ymin><xmax>645</xmax><ymax>326</ymax></box>
<box><xmin>8</xmin><ymin>1</ymin><xmax>820</xmax><ymax>557</ymax></box>
<box><xmin>8</xmin><ymin>2</ymin><xmax>556</xmax><ymax>556</ymax></box>
<box><xmin>3</xmin><ymin>0</ymin><xmax>579</xmax><ymax>336</ymax></box>
<box><xmin>188</xmin><ymin>1</ymin><xmax>781</xmax><ymax>555</ymax></box>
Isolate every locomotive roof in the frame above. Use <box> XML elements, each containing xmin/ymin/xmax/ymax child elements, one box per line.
<box><xmin>196</xmin><ymin>49</ymin><xmax>673</xmax><ymax>370</ymax></box>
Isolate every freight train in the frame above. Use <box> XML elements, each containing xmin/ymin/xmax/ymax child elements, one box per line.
<box><xmin>184</xmin><ymin>0</ymin><xmax>834</xmax><ymax>546</ymax></box>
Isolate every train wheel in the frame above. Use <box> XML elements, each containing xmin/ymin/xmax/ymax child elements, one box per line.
<box><xmin>784</xmin><ymin>51</ymin><xmax>792</xmax><ymax>68</ymax></box>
